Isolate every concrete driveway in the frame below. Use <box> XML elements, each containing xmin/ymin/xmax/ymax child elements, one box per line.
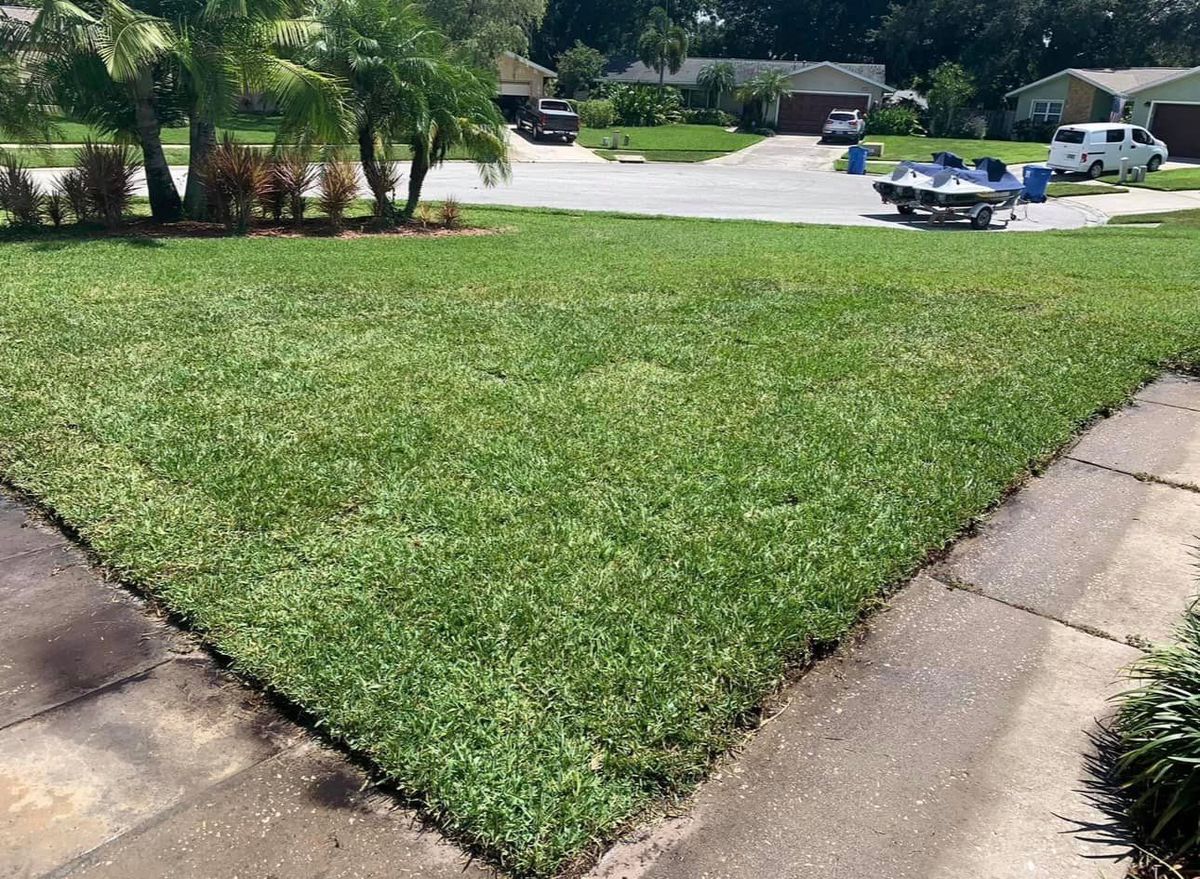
<box><xmin>505</xmin><ymin>125</ymin><xmax>606</xmax><ymax>163</ymax></box>
<box><xmin>707</xmin><ymin>134</ymin><xmax>847</xmax><ymax>171</ymax></box>
<box><xmin>31</xmin><ymin>161</ymin><xmax>1099</xmax><ymax>231</ymax></box>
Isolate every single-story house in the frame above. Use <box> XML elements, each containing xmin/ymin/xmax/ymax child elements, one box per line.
<box><xmin>495</xmin><ymin>51</ymin><xmax>556</xmax><ymax>117</ymax></box>
<box><xmin>604</xmin><ymin>57</ymin><xmax>896</xmax><ymax>134</ymax></box>
<box><xmin>1006</xmin><ymin>66</ymin><xmax>1200</xmax><ymax>157</ymax></box>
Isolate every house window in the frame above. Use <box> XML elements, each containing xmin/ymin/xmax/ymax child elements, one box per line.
<box><xmin>1030</xmin><ymin>100</ymin><xmax>1063</xmax><ymax>125</ymax></box>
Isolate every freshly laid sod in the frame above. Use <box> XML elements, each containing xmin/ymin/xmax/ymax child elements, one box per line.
<box><xmin>860</xmin><ymin>135</ymin><xmax>1051</xmax><ymax>164</ymax></box>
<box><xmin>579</xmin><ymin>123</ymin><xmax>763</xmax><ymax>156</ymax></box>
<box><xmin>31</xmin><ymin>113</ymin><xmax>285</xmax><ymax>145</ymax></box>
<box><xmin>1</xmin><ymin>210</ymin><xmax>1199</xmax><ymax>875</ymax></box>
<box><xmin>1127</xmin><ymin>167</ymin><xmax>1200</xmax><ymax>191</ymax></box>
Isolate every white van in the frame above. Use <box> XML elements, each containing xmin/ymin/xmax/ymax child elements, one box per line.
<box><xmin>1048</xmin><ymin>123</ymin><xmax>1168</xmax><ymax>178</ymax></box>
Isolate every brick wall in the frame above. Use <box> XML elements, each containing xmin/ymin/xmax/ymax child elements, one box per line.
<box><xmin>1062</xmin><ymin>75</ymin><xmax>1099</xmax><ymax>124</ymax></box>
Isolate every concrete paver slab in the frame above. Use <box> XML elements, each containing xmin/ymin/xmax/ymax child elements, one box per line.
<box><xmin>1134</xmin><ymin>373</ymin><xmax>1200</xmax><ymax>412</ymax></box>
<box><xmin>59</xmin><ymin>742</ymin><xmax>493</xmax><ymax>879</ymax></box>
<box><xmin>591</xmin><ymin>576</ymin><xmax>1137</xmax><ymax>879</ymax></box>
<box><xmin>1069</xmin><ymin>400</ymin><xmax>1200</xmax><ymax>489</ymax></box>
<box><xmin>0</xmin><ymin>658</ymin><xmax>298</xmax><ymax>878</ymax></box>
<box><xmin>0</xmin><ymin>495</ymin><xmax>67</xmax><ymax>562</ymax></box>
<box><xmin>933</xmin><ymin>458</ymin><xmax>1200</xmax><ymax>645</ymax></box>
<box><xmin>0</xmin><ymin>542</ymin><xmax>172</xmax><ymax>727</ymax></box>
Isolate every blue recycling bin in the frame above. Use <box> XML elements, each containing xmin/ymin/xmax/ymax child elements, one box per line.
<box><xmin>1022</xmin><ymin>164</ymin><xmax>1053</xmax><ymax>203</ymax></box>
<box><xmin>847</xmin><ymin>145</ymin><xmax>869</xmax><ymax>175</ymax></box>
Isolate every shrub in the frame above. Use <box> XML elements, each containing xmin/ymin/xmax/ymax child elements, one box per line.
<box><xmin>438</xmin><ymin>197</ymin><xmax>462</xmax><ymax>229</ymax></box>
<box><xmin>1112</xmin><ymin>602</ymin><xmax>1200</xmax><ymax>862</ymax></box>
<box><xmin>75</xmin><ymin>141</ymin><xmax>139</xmax><ymax>229</ymax></box>
<box><xmin>267</xmin><ymin>151</ymin><xmax>316</xmax><ymax>226</ymax></box>
<box><xmin>577</xmin><ymin>99</ymin><xmax>615</xmax><ymax>129</ymax></box>
<box><xmin>204</xmin><ymin>139</ymin><xmax>267</xmax><ymax>232</ymax></box>
<box><xmin>1012</xmin><ymin>118</ymin><xmax>1057</xmax><ymax>144</ymax></box>
<box><xmin>0</xmin><ymin>155</ymin><xmax>45</xmax><ymax>227</ymax></box>
<box><xmin>865</xmin><ymin>106</ymin><xmax>923</xmax><ymax>136</ymax></box>
<box><xmin>59</xmin><ymin>170</ymin><xmax>90</xmax><ymax>223</ymax></box>
<box><xmin>958</xmin><ymin>113</ymin><xmax>987</xmax><ymax>139</ymax></box>
<box><xmin>318</xmin><ymin>159</ymin><xmax>358</xmax><ymax>230</ymax></box>
<box><xmin>682</xmin><ymin>108</ymin><xmax>737</xmax><ymax>127</ymax></box>
<box><xmin>362</xmin><ymin>158</ymin><xmax>403</xmax><ymax>221</ymax></box>
<box><xmin>44</xmin><ymin>192</ymin><xmax>66</xmax><ymax>227</ymax></box>
<box><xmin>555</xmin><ymin>42</ymin><xmax>606</xmax><ymax>99</ymax></box>
<box><xmin>607</xmin><ymin>84</ymin><xmax>682</xmax><ymax>126</ymax></box>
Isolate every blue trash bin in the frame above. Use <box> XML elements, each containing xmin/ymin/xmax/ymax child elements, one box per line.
<box><xmin>1022</xmin><ymin>165</ymin><xmax>1053</xmax><ymax>203</ymax></box>
<box><xmin>847</xmin><ymin>145</ymin><xmax>869</xmax><ymax>175</ymax></box>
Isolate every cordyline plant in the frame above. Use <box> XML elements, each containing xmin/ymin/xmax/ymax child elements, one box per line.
<box><xmin>1113</xmin><ymin>595</ymin><xmax>1200</xmax><ymax>864</ymax></box>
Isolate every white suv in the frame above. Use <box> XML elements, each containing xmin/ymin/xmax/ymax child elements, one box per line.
<box><xmin>1047</xmin><ymin>123</ymin><xmax>1168</xmax><ymax>177</ymax></box>
<box><xmin>821</xmin><ymin>110</ymin><xmax>865</xmax><ymax>144</ymax></box>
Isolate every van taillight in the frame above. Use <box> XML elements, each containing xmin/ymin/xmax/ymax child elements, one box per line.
<box><xmin>1081</xmin><ymin>153</ymin><xmax>1088</xmax><ymax>162</ymax></box>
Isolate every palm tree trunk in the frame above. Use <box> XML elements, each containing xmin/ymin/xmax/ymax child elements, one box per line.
<box><xmin>183</xmin><ymin>117</ymin><xmax>217</xmax><ymax>220</ymax></box>
<box><xmin>131</xmin><ymin>69</ymin><xmax>181</xmax><ymax>223</ymax></box>
<box><xmin>359</xmin><ymin>124</ymin><xmax>396</xmax><ymax>224</ymax></box>
<box><xmin>659</xmin><ymin>61</ymin><xmax>665</xmax><ymax>90</ymax></box>
<box><xmin>402</xmin><ymin>141</ymin><xmax>429</xmax><ymax>220</ymax></box>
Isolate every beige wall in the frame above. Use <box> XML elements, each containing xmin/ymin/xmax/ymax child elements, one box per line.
<box><xmin>497</xmin><ymin>54</ymin><xmax>550</xmax><ymax>99</ymax></box>
<box><xmin>1130</xmin><ymin>70</ymin><xmax>1200</xmax><ymax>127</ymax></box>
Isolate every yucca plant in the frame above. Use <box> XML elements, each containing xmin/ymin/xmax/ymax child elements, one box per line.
<box><xmin>1114</xmin><ymin>598</ymin><xmax>1200</xmax><ymax>864</ymax></box>
<box><xmin>59</xmin><ymin>170</ymin><xmax>91</xmax><ymax>223</ymax></box>
<box><xmin>438</xmin><ymin>197</ymin><xmax>462</xmax><ymax>229</ymax></box>
<box><xmin>317</xmin><ymin>159</ymin><xmax>357</xmax><ymax>230</ymax></box>
<box><xmin>266</xmin><ymin>151</ymin><xmax>316</xmax><ymax>226</ymax></box>
<box><xmin>44</xmin><ymin>192</ymin><xmax>67</xmax><ymax>228</ymax></box>
<box><xmin>204</xmin><ymin>139</ymin><xmax>267</xmax><ymax>232</ymax></box>
<box><xmin>76</xmin><ymin>141</ymin><xmax>139</xmax><ymax>229</ymax></box>
<box><xmin>0</xmin><ymin>155</ymin><xmax>46</xmax><ymax>227</ymax></box>
<box><xmin>362</xmin><ymin>158</ymin><xmax>402</xmax><ymax>223</ymax></box>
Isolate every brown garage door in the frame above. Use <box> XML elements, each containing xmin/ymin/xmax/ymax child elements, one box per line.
<box><xmin>1150</xmin><ymin>103</ymin><xmax>1200</xmax><ymax>158</ymax></box>
<box><xmin>778</xmin><ymin>92</ymin><xmax>870</xmax><ymax>134</ymax></box>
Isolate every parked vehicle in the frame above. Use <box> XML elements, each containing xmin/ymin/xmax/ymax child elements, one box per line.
<box><xmin>516</xmin><ymin>98</ymin><xmax>581</xmax><ymax>142</ymax></box>
<box><xmin>821</xmin><ymin>110</ymin><xmax>866</xmax><ymax>143</ymax></box>
<box><xmin>1047</xmin><ymin>123</ymin><xmax>1168</xmax><ymax>178</ymax></box>
<box><xmin>874</xmin><ymin>154</ymin><xmax>1026</xmax><ymax>230</ymax></box>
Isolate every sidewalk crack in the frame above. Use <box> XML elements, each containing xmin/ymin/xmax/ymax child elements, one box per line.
<box><xmin>929</xmin><ymin>571</ymin><xmax>1150</xmax><ymax>652</ymax></box>
<box><xmin>1135</xmin><ymin>397</ymin><xmax>1200</xmax><ymax>415</ymax></box>
<box><xmin>1065</xmin><ymin>455</ymin><xmax>1200</xmax><ymax>495</ymax></box>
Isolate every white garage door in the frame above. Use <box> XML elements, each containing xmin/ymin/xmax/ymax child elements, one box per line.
<box><xmin>499</xmin><ymin>81</ymin><xmax>531</xmax><ymax>97</ymax></box>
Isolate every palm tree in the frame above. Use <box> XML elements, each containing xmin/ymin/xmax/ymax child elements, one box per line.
<box><xmin>400</xmin><ymin>59</ymin><xmax>508</xmax><ymax>219</ymax></box>
<box><xmin>307</xmin><ymin>0</ymin><xmax>437</xmax><ymax>220</ymax></box>
<box><xmin>637</xmin><ymin>6</ymin><xmax>686</xmax><ymax>90</ymax></box>
<box><xmin>696</xmin><ymin>61</ymin><xmax>734</xmax><ymax>110</ymax></box>
<box><xmin>20</xmin><ymin>0</ymin><xmax>346</xmax><ymax>221</ymax></box>
<box><xmin>736</xmin><ymin>69</ymin><xmax>789</xmax><ymax>129</ymax></box>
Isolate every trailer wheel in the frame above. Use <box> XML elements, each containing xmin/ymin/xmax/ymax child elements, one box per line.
<box><xmin>971</xmin><ymin>205</ymin><xmax>993</xmax><ymax>230</ymax></box>
<box><xmin>896</xmin><ymin>204</ymin><xmax>916</xmax><ymax>215</ymax></box>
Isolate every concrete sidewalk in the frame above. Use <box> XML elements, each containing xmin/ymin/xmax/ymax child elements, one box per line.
<box><xmin>591</xmin><ymin>374</ymin><xmax>1200</xmax><ymax>879</ymax></box>
<box><xmin>0</xmin><ymin>498</ymin><xmax>490</xmax><ymax>879</ymax></box>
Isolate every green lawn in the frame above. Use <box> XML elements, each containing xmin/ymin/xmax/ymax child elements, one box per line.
<box><xmin>579</xmin><ymin>123</ymin><xmax>763</xmax><ymax>158</ymax></box>
<box><xmin>1111</xmin><ymin>208</ymin><xmax>1200</xmax><ymax>228</ymax></box>
<box><xmin>860</xmin><ymin>135</ymin><xmax>1051</xmax><ymax>164</ymax></box>
<box><xmin>834</xmin><ymin>158</ymin><xmax>896</xmax><ymax>174</ymax></box>
<box><xmin>594</xmin><ymin>148</ymin><xmax>728</xmax><ymax>163</ymax></box>
<box><xmin>1127</xmin><ymin>167</ymin><xmax>1200</xmax><ymax>191</ymax></box>
<box><xmin>1046</xmin><ymin>182</ymin><xmax>1129</xmax><ymax>197</ymax></box>
<box><xmin>2</xmin><ymin>210</ymin><xmax>1199</xmax><ymax>875</ymax></box>
<box><xmin>31</xmin><ymin>113</ymin><xmax>283</xmax><ymax>145</ymax></box>
<box><xmin>1</xmin><ymin>143</ymin><xmax>417</xmax><ymax>168</ymax></box>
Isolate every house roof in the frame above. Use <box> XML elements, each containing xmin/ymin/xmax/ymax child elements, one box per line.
<box><xmin>503</xmin><ymin>51</ymin><xmax>557</xmax><ymax>79</ymax></box>
<box><xmin>1006</xmin><ymin>66</ymin><xmax>1197</xmax><ymax>98</ymax></box>
<box><xmin>605</xmin><ymin>56</ymin><xmax>888</xmax><ymax>89</ymax></box>
<box><xmin>0</xmin><ymin>4</ymin><xmax>37</xmax><ymax>24</ymax></box>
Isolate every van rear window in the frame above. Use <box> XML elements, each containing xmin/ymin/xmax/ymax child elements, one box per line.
<box><xmin>1054</xmin><ymin>128</ymin><xmax>1086</xmax><ymax>144</ymax></box>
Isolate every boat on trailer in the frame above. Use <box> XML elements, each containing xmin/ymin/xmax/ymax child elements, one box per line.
<box><xmin>873</xmin><ymin>154</ymin><xmax>1027</xmax><ymax>230</ymax></box>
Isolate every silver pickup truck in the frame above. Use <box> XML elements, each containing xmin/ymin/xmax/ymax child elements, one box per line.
<box><xmin>516</xmin><ymin>98</ymin><xmax>581</xmax><ymax>142</ymax></box>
